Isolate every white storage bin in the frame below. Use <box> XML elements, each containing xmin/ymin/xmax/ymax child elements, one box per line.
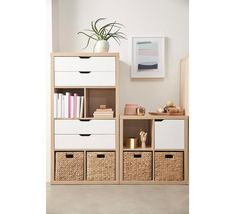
<box><xmin>155</xmin><ymin>120</ymin><xmax>184</xmax><ymax>149</ymax></box>
<box><xmin>55</xmin><ymin>119</ymin><xmax>115</xmax><ymax>135</ymax></box>
<box><xmin>55</xmin><ymin>134</ymin><xmax>115</xmax><ymax>149</ymax></box>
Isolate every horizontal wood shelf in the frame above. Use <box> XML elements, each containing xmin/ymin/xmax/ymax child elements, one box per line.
<box><xmin>120</xmin><ymin>115</ymin><xmax>189</xmax><ymax>120</ymax></box>
<box><xmin>54</xmin><ymin>117</ymin><xmax>117</xmax><ymax>120</ymax></box>
<box><xmin>123</xmin><ymin>147</ymin><xmax>153</xmax><ymax>151</ymax></box>
<box><xmin>55</xmin><ymin>86</ymin><xmax>116</xmax><ymax>89</ymax></box>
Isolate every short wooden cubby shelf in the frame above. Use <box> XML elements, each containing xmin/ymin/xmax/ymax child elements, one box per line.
<box><xmin>120</xmin><ymin>115</ymin><xmax>189</xmax><ymax>185</ymax></box>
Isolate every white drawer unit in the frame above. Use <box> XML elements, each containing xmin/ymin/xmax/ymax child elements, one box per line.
<box><xmin>55</xmin><ymin>119</ymin><xmax>115</xmax><ymax>135</ymax></box>
<box><xmin>54</xmin><ymin>56</ymin><xmax>115</xmax><ymax>72</ymax></box>
<box><xmin>55</xmin><ymin>134</ymin><xmax>115</xmax><ymax>149</ymax></box>
<box><xmin>155</xmin><ymin>120</ymin><xmax>184</xmax><ymax>149</ymax></box>
<box><xmin>55</xmin><ymin>71</ymin><xmax>115</xmax><ymax>86</ymax></box>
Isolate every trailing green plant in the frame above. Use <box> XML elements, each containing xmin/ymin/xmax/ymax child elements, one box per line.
<box><xmin>77</xmin><ymin>18</ymin><xmax>126</xmax><ymax>49</ymax></box>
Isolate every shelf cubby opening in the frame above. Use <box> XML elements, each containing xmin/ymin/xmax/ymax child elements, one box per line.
<box><xmin>86</xmin><ymin>88</ymin><xmax>116</xmax><ymax>118</ymax></box>
<box><xmin>123</xmin><ymin>119</ymin><xmax>152</xmax><ymax>150</ymax></box>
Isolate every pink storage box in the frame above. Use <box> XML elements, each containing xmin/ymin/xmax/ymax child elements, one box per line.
<box><xmin>124</xmin><ymin>104</ymin><xmax>139</xmax><ymax>115</ymax></box>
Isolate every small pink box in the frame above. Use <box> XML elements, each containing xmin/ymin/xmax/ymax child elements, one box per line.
<box><xmin>124</xmin><ymin>104</ymin><xmax>139</xmax><ymax>115</ymax></box>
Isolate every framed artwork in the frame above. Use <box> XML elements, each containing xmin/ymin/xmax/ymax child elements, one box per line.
<box><xmin>131</xmin><ymin>37</ymin><xmax>165</xmax><ymax>78</ymax></box>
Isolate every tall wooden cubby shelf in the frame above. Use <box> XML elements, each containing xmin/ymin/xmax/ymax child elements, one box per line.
<box><xmin>51</xmin><ymin>52</ymin><xmax>119</xmax><ymax>184</ymax></box>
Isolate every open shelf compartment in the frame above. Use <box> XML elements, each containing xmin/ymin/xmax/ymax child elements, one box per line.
<box><xmin>123</xmin><ymin>119</ymin><xmax>153</xmax><ymax>150</ymax></box>
<box><xmin>86</xmin><ymin>88</ymin><xmax>116</xmax><ymax>118</ymax></box>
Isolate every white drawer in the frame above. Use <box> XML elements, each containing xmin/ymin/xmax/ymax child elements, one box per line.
<box><xmin>155</xmin><ymin>120</ymin><xmax>184</xmax><ymax>149</ymax></box>
<box><xmin>55</xmin><ymin>134</ymin><xmax>115</xmax><ymax>149</ymax></box>
<box><xmin>55</xmin><ymin>119</ymin><xmax>115</xmax><ymax>134</ymax></box>
<box><xmin>55</xmin><ymin>71</ymin><xmax>115</xmax><ymax>86</ymax></box>
<box><xmin>54</xmin><ymin>57</ymin><xmax>115</xmax><ymax>72</ymax></box>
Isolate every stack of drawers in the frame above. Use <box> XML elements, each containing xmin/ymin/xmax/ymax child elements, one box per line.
<box><xmin>54</xmin><ymin>120</ymin><xmax>115</xmax><ymax>150</ymax></box>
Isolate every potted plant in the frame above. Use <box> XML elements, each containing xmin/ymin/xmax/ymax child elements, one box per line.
<box><xmin>77</xmin><ymin>18</ymin><xmax>126</xmax><ymax>53</ymax></box>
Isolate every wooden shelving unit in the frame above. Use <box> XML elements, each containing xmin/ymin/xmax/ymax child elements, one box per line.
<box><xmin>51</xmin><ymin>52</ymin><xmax>119</xmax><ymax>184</ymax></box>
<box><xmin>120</xmin><ymin>115</ymin><xmax>189</xmax><ymax>185</ymax></box>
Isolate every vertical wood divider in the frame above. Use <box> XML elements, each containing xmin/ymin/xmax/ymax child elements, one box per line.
<box><xmin>50</xmin><ymin>53</ymin><xmax>55</xmax><ymax>182</ymax></box>
<box><xmin>152</xmin><ymin>120</ymin><xmax>155</xmax><ymax>181</ymax></box>
<box><xmin>84</xmin><ymin>87</ymin><xmax>87</xmax><ymax>118</ymax></box>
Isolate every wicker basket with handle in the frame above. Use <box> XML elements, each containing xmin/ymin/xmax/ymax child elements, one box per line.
<box><xmin>123</xmin><ymin>152</ymin><xmax>152</xmax><ymax>181</ymax></box>
<box><xmin>87</xmin><ymin>152</ymin><xmax>115</xmax><ymax>181</ymax></box>
<box><xmin>155</xmin><ymin>152</ymin><xmax>184</xmax><ymax>181</ymax></box>
<box><xmin>55</xmin><ymin>152</ymin><xmax>84</xmax><ymax>181</ymax></box>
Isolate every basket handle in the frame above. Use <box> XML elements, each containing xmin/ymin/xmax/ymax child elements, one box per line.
<box><xmin>97</xmin><ymin>154</ymin><xmax>105</xmax><ymax>158</ymax></box>
<box><xmin>134</xmin><ymin>154</ymin><xmax>142</xmax><ymax>158</ymax></box>
<box><xmin>66</xmin><ymin>154</ymin><xmax>74</xmax><ymax>158</ymax></box>
<box><xmin>165</xmin><ymin>154</ymin><xmax>173</xmax><ymax>159</ymax></box>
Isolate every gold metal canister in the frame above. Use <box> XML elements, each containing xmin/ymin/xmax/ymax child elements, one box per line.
<box><xmin>125</xmin><ymin>137</ymin><xmax>138</xmax><ymax>149</ymax></box>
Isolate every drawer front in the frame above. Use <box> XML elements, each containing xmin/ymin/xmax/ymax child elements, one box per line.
<box><xmin>55</xmin><ymin>71</ymin><xmax>115</xmax><ymax>86</ymax></box>
<box><xmin>55</xmin><ymin>120</ymin><xmax>115</xmax><ymax>134</ymax></box>
<box><xmin>55</xmin><ymin>134</ymin><xmax>115</xmax><ymax>149</ymax></box>
<box><xmin>54</xmin><ymin>57</ymin><xmax>115</xmax><ymax>72</ymax></box>
<box><xmin>155</xmin><ymin>120</ymin><xmax>184</xmax><ymax>149</ymax></box>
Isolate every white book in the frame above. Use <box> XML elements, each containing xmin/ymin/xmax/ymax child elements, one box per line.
<box><xmin>65</xmin><ymin>92</ymin><xmax>70</xmax><ymax>118</ymax></box>
<box><xmin>80</xmin><ymin>96</ymin><xmax>84</xmax><ymax>118</ymax></box>
<box><xmin>61</xmin><ymin>95</ymin><xmax>65</xmax><ymax>118</ymax></box>
<box><xmin>70</xmin><ymin>95</ymin><xmax>74</xmax><ymax>118</ymax></box>
<box><xmin>76</xmin><ymin>96</ymin><xmax>81</xmax><ymax>118</ymax></box>
<box><xmin>54</xmin><ymin>93</ymin><xmax>58</xmax><ymax>118</ymax></box>
<box><xmin>58</xmin><ymin>93</ymin><xmax>63</xmax><ymax>118</ymax></box>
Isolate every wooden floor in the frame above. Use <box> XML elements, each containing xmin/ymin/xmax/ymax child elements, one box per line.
<box><xmin>47</xmin><ymin>184</ymin><xmax>189</xmax><ymax>214</ymax></box>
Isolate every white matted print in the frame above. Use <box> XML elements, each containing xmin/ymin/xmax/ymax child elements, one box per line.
<box><xmin>131</xmin><ymin>37</ymin><xmax>165</xmax><ymax>78</ymax></box>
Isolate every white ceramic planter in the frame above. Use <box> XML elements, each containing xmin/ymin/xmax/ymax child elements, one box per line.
<box><xmin>94</xmin><ymin>40</ymin><xmax>109</xmax><ymax>53</ymax></box>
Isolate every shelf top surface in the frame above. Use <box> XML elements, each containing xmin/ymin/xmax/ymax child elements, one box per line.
<box><xmin>120</xmin><ymin>114</ymin><xmax>189</xmax><ymax>120</ymax></box>
<box><xmin>51</xmin><ymin>52</ymin><xmax>119</xmax><ymax>57</ymax></box>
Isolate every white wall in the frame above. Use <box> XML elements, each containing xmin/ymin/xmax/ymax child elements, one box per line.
<box><xmin>49</xmin><ymin>0</ymin><xmax>188</xmax><ymax>181</ymax></box>
<box><xmin>52</xmin><ymin>0</ymin><xmax>188</xmax><ymax>111</ymax></box>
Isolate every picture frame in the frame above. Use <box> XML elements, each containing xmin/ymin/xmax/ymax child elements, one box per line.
<box><xmin>131</xmin><ymin>37</ymin><xmax>165</xmax><ymax>78</ymax></box>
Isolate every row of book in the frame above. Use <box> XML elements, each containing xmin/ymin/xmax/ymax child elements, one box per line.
<box><xmin>54</xmin><ymin>93</ymin><xmax>84</xmax><ymax>118</ymax></box>
<box><xmin>93</xmin><ymin>107</ymin><xmax>114</xmax><ymax>118</ymax></box>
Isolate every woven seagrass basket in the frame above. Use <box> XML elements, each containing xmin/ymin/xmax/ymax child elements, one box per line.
<box><xmin>123</xmin><ymin>152</ymin><xmax>152</xmax><ymax>181</ymax></box>
<box><xmin>87</xmin><ymin>152</ymin><xmax>115</xmax><ymax>181</ymax></box>
<box><xmin>55</xmin><ymin>152</ymin><xmax>84</xmax><ymax>181</ymax></box>
<box><xmin>155</xmin><ymin>152</ymin><xmax>184</xmax><ymax>181</ymax></box>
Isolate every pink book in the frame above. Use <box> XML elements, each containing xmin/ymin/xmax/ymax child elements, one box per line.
<box><xmin>73</xmin><ymin>93</ymin><xmax>77</xmax><ymax>118</ymax></box>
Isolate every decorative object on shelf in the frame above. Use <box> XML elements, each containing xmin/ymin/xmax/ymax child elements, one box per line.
<box><xmin>131</xmin><ymin>37</ymin><xmax>165</xmax><ymax>78</ymax></box>
<box><xmin>93</xmin><ymin>105</ymin><xmax>114</xmax><ymax>118</ymax></box>
<box><xmin>136</xmin><ymin>106</ymin><xmax>145</xmax><ymax>116</ymax></box>
<box><xmin>124</xmin><ymin>104</ymin><xmax>139</xmax><ymax>115</ymax></box>
<box><xmin>77</xmin><ymin>18</ymin><xmax>126</xmax><ymax>53</ymax></box>
<box><xmin>125</xmin><ymin>137</ymin><xmax>138</xmax><ymax>149</ymax></box>
<box><xmin>139</xmin><ymin>130</ymin><xmax>147</xmax><ymax>148</ymax></box>
<box><xmin>149</xmin><ymin>101</ymin><xmax>185</xmax><ymax>116</ymax></box>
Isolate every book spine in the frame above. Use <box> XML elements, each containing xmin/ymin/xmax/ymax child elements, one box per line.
<box><xmin>61</xmin><ymin>95</ymin><xmax>65</xmax><ymax>118</ymax></box>
<box><xmin>76</xmin><ymin>96</ymin><xmax>81</xmax><ymax>118</ymax></box>
<box><xmin>58</xmin><ymin>93</ymin><xmax>63</xmax><ymax>118</ymax></box>
<box><xmin>65</xmin><ymin>92</ymin><xmax>70</xmax><ymax>118</ymax></box>
<box><xmin>73</xmin><ymin>94</ymin><xmax>77</xmax><ymax>118</ymax></box>
<box><xmin>68</xmin><ymin>94</ymin><xmax>71</xmax><ymax>118</ymax></box>
<box><xmin>54</xmin><ymin>93</ymin><xmax>58</xmax><ymax>118</ymax></box>
<box><xmin>80</xmin><ymin>96</ymin><xmax>84</xmax><ymax>118</ymax></box>
<box><xmin>70</xmin><ymin>95</ymin><xmax>74</xmax><ymax>119</ymax></box>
